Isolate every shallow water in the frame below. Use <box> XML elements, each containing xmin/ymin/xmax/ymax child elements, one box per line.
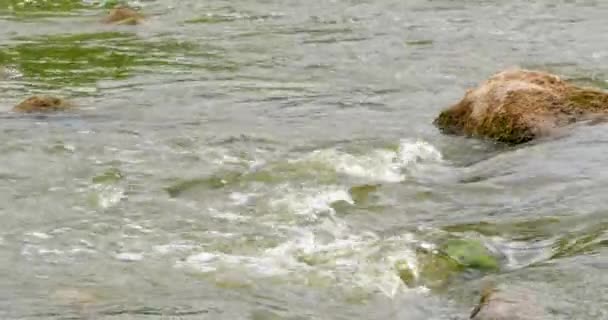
<box><xmin>1</xmin><ymin>0</ymin><xmax>607</xmax><ymax>319</ymax></box>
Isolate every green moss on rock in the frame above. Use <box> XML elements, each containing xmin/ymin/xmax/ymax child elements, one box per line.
<box><xmin>395</xmin><ymin>260</ymin><xmax>415</xmax><ymax>287</ymax></box>
<box><xmin>434</xmin><ymin>69</ymin><xmax>608</xmax><ymax>144</ymax></box>
<box><xmin>397</xmin><ymin>239</ymin><xmax>501</xmax><ymax>290</ymax></box>
<box><xmin>348</xmin><ymin>184</ymin><xmax>379</xmax><ymax>205</ymax></box>
<box><xmin>440</xmin><ymin>239</ymin><xmax>499</xmax><ymax>270</ymax></box>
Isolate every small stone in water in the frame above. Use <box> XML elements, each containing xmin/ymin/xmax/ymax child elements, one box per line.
<box><xmin>102</xmin><ymin>5</ymin><xmax>144</xmax><ymax>25</ymax></box>
<box><xmin>12</xmin><ymin>96</ymin><xmax>73</xmax><ymax>113</ymax></box>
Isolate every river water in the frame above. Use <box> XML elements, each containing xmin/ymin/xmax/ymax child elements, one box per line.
<box><xmin>0</xmin><ymin>1</ymin><xmax>607</xmax><ymax>319</ymax></box>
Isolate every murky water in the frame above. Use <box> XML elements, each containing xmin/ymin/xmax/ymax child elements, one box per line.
<box><xmin>1</xmin><ymin>1</ymin><xmax>607</xmax><ymax>319</ymax></box>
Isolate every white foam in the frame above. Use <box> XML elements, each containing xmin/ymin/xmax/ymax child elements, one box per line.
<box><xmin>269</xmin><ymin>185</ymin><xmax>353</xmax><ymax>219</ymax></box>
<box><xmin>115</xmin><ymin>252</ymin><xmax>144</xmax><ymax>262</ymax></box>
<box><xmin>208</xmin><ymin>208</ymin><xmax>251</xmax><ymax>222</ymax></box>
<box><xmin>125</xmin><ymin>223</ymin><xmax>153</xmax><ymax>234</ymax></box>
<box><xmin>178</xmin><ymin>224</ymin><xmax>421</xmax><ymax>298</ymax></box>
<box><xmin>179</xmin><ymin>251</ymin><xmax>297</xmax><ymax>276</ymax></box>
<box><xmin>305</xmin><ymin>149</ymin><xmax>404</xmax><ymax>182</ymax></box>
<box><xmin>299</xmin><ymin>139</ymin><xmax>443</xmax><ymax>183</ymax></box>
<box><xmin>173</xmin><ymin>139</ymin><xmax>440</xmax><ymax>297</ymax></box>
<box><xmin>37</xmin><ymin>248</ymin><xmax>64</xmax><ymax>255</ymax></box>
<box><xmin>397</xmin><ymin>139</ymin><xmax>443</xmax><ymax>166</ymax></box>
<box><xmin>154</xmin><ymin>242</ymin><xmax>199</xmax><ymax>255</ymax></box>
<box><xmin>26</xmin><ymin>232</ymin><xmax>52</xmax><ymax>240</ymax></box>
<box><xmin>70</xmin><ymin>247</ymin><xmax>96</xmax><ymax>255</ymax></box>
<box><xmin>93</xmin><ymin>185</ymin><xmax>125</xmax><ymax>209</ymax></box>
<box><xmin>229</xmin><ymin>192</ymin><xmax>254</xmax><ymax>206</ymax></box>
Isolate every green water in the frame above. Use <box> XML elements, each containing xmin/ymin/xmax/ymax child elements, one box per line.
<box><xmin>0</xmin><ymin>1</ymin><xmax>607</xmax><ymax>319</ymax></box>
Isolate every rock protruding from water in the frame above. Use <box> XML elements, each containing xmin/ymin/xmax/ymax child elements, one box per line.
<box><xmin>12</xmin><ymin>96</ymin><xmax>73</xmax><ymax>113</ymax></box>
<box><xmin>434</xmin><ymin>69</ymin><xmax>608</xmax><ymax>144</ymax></box>
<box><xmin>470</xmin><ymin>283</ymin><xmax>546</xmax><ymax>320</ymax></box>
<box><xmin>102</xmin><ymin>5</ymin><xmax>144</xmax><ymax>25</ymax></box>
<box><xmin>397</xmin><ymin>239</ymin><xmax>501</xmax><ymax>290</ymax></box>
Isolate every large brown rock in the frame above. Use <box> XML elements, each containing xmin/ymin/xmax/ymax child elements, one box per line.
<box><xmin>434</xmin><ymin>69</ymin><xmax>608</xmax><ymax>144</ymax></box>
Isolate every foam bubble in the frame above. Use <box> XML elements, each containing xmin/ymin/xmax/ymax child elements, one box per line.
<box><xmin>397</xmin><ymin>139</ymin><xmax>443</xmax><ymax>166</ymax></box>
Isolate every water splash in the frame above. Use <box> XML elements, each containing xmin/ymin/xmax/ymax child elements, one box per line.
<box><xmin>300</xmin><ymin>139</ymin><xmax>443</xmax><ymax>183</ymax></box>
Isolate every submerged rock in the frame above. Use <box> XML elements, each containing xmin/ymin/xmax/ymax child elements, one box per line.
<box><xmin>51</xmin><ymin>287</ymin><xmax>98</xmax><ymax>306</ymax></box>
<box><xmin>165</xmin><ymin>172</ymin><xmax>243</xmax><ymax>198</ymax></box>
<box><xmin>12</xmin><ymin>96</ymin><xmax>73</xmax><ymax>113</ymax></box>
<box><xmin>470</xmin><ymin>283</ymin><xmax>547</xmax><ymax>320</ymax></box>
<box><xmin>413</xmin><ymin>247</ymin><xmax>463</xmax><ymax>289</ymax></box>
<box><xmin>434</xmin><ymin>69</ymin><xmax>608</xmax><ymax>144</ymax></box>
<box><xmin>348</xmin><ymin>184</ymin><xmax>380</xmax><ymax>205</ymax></box>
<box><xmin>92</xmin><ymin>168</ymin><xmax>124</xmax><ymax>184</ymax></box>
<box><xmin>397</xmin><ymin>239</ymin><xmax>501</xmax><ymax>290</ymax></box>
<box><xmin>102</xmin><ymin>5</ymin><xmax>144</xmax><ymax>25</ymax></box>
<box><xmin>442</xmin><ymin>239</ymin><xmax>499</xmax><ymax>271</ymax></box>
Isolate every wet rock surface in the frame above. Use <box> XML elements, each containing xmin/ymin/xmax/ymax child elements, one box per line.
<box><xmin>434</xmin><ymin>69</ymin><xmax>608</xmax><ymax>144</ymax></box>
<box><xmin>470</xmin><ymin>283</ymin><xmax>548</xmax><ymax>320</ymax></box>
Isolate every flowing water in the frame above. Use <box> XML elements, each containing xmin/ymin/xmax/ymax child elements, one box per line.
<box><xmin>1</xmin><ymin>1</ymin><xmax>607</xmax><ymax>319</ymax></box>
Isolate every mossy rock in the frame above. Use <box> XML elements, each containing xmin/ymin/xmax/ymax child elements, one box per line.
<box><xmin>440</xmin><ymin>239</ymin><xmax>499</xmax><ymax>270</ymax></box>
<box><xmin>397</xmin><ymin>240</ymin><xmax>500</xmax><ymax>290</ymax></box>
<box><xmin>395</xmin><ymin>260</ymin><xmax>416</xmax><ymax>287</ymax></box>
<box><xmin>396</xmin><ymin>248</ymin><xmax>463</xmax><ymax>290</ymax></box>
<box><xmin>416</xmin><ymin>249</ymin><xmax>464</xmax><ymax>289</ymax></box>
<box><xmin>12</xmin><ymin>95</ymin><xmax>73</xmax><ymax>113</ymax></box>
<box><xmin>348</xmin><ymin>184</ymin><xmax>380</xmax><ymax>205</ymax></box>
<box><xmin>434</xmin><ymin>69</ymin><xmax>608</xmax><ymax>144</ymax></box>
